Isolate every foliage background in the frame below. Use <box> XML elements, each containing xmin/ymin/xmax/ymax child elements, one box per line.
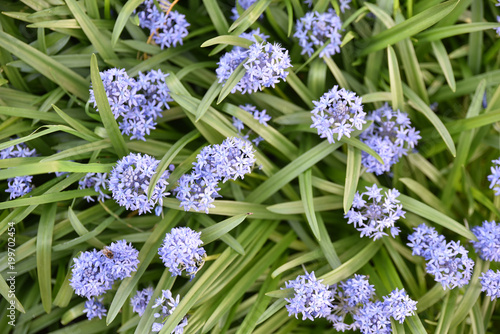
<box><xmin>1</xmin><ymin>0</ymin><xmax>500</xmax><ymax>333</ymax></box>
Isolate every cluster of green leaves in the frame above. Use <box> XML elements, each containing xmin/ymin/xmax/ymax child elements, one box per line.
<box><xmin>0</xmin><ymin>0</ymin><xmax>500</xmax><ymax>333</ymax></box>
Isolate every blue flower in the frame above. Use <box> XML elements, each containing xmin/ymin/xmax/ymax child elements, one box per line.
<box><xmin>1</xmin><ymin>141</ymin><xmax>37</xmax><ymax>199</ymax></box>
<box><xmin>328</xmin><ymin>275</ymin><xmax>417</xmax><ymax>332</ymax></box>
<box><xmin>360</xmin><ymin>103</ymin><xmax>420</xmax><ymax>175</ymax></box>
<box><xmin>108</xmin><ymin>153</ymin><xmax>173</xmax><ymax>215</ymax></box>
<box><xmin>216</xmin><ymin>41</ymin><xmax>292</xmax><ymax>95</ymax></box>
<box><xmin>382</xmin><ymin>288</ymin><xmax>417</xmax><ymax>324</ymax></box>
<box><xmin>131</xmin><ymin>287</ymin><xmax>154</xmax><ymax>316</ymax></box>
<box><xmin>294</xmin><ymin>9</ymin><xmax>342</xmax><ymax>58</ymax></box>
<box><xmin>231</xmin><ymin>104</ymin><xmax>270</xmax><ymax>147</ymax></box>
<box><xmin>69</xmin><ymin>249</ymin><xmax>116</xmax><ymax>299</ymax></box>
<box><xmin>471</xmin><ymin>220</ymin><xmax>500</xmax><ymax>262</ymax></box>
<box><xmin>480</xmin><ymin>269</ymin><xmax>500</xmax><ymax>301</ymax></box>
<box><xmin>310</xmin><ymin>85</ymin><xmax>366</xmax><ymax>144</ymax></box>
<box><xmin>158</xmin><ymin>227</ymin><xmax>206</xmax><ymax>279</ymax></box>
<box><xmin>83</xmin><ymin>297</ymin><xmax>107</xmax><ymax>320</ymax></box>
<box><xmin>78</xmin><ymin>173</ymin><xmax>109</xmax><ymax>202</ymax></box>
<box><xmin>174</xmin><ymin>137</ymin><xmax>256</xmax><ymax>213</ymax></box>
<box><xmin>151</xmin><ymin>289</ymin><xmax>188</xmax><ymax>333</ymax></box>
<box><xmin>340</xmin><ymin>0</ymin><xmax>352</xmax><ymax>13</ymax></box>
<box><xmin>344</xmin><ymin>184</ymin><xmax>405</xmax><ymax>240</ymax></box>
<box><xmin>136</xmin><ymin>0</ymin><xmax>189</xmax><ymax>49</ymax></box>
<box><xmin>69</xmin><ymin>240</ymin><xmax>140</xmax><ymax>299</ymax></box>
<box><xmin>487</xmin><ymin>158</ymin><xmax>500</xmax><ymax>196</ymax></box>
<box><xmin>89</xmin><ymin>68</ymin><xmax>172</xmax><ymax>141</ymax></box>
<box><xmin>283</xmin><ymin>270</ymin><xmax>334</xmax><ymax>321</ymax></box>
<box><xmin>408</xmin><ymin>224</ymin><xmax>474</xmax><ymax>290</ymax></box>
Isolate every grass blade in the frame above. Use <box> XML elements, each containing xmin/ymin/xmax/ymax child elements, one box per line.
<box><xmin>90</xmin><ymin>53</ymin><xmax>129</xmax><ymax>158</ymax></box>
<box><xmin>344</xmin><ymin>145</ymin><xmax>361</xmax><ymax>213</ymax></box>
<box><xmin>299</xmin><ymin>169</ymin><xmax>320</xmax><ymax>240</ymax></box>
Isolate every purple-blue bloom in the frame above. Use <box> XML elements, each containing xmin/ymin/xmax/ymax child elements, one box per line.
<box><xmin>310</xmin><ymin>85</ymin><xmax>366</xmax><ymax>144</ymax></box>
<box><xmin>328</xmin><ymin>275</ymin><xmax>416</xmax><ymax>333</ymax></box>
<box><xmin>1</xmin><ymin>141</ymin><xmax>37</xmax><ymax>199</ymax></box>
<box><xmin>78</xmin><ymin>173</ymin><xmax>109</xmax><ymax>202</ymax></box>
<box><xmin>70</xmin><ymin>249</ymin><xmax>116</xmax><ymax>299</ymax></box>
<box><xmin>471</xmin><ymin>220</ymin><xmax>500</xmax><ymax>262</ymax></box>
<box><xmin>158</xmin><ymin>227</ymin><xmax>206</xmax><ymax>279</ymax></box>
<box><xmin>136</xmin><ymin>0</ymin><xmax>189</xmax><ymax>49</ymax></box>
<box><xmin>131</xmin><ymin>287</ymin><xmax>154</xmax><ymax>316</ymax></box>
<box><xmin>294</xmin><ymin>9</ymin><xmax>342</xmax><ymax>58</ymax></box>
<box><xmin>283</xmin><ymin>270</ymin><xmax>334</xmax><ymax>321</ymax></box>
<box><xmin>344</xmin><ymin>184</ymin><xmax>405</xmax><ymax>240</ymax></box>
<box><xmin>382</xmin><ymin>288</ymin><xmax>417</xmax><ymax>324</ymax></box>
<box><xmin>480</xmin><ymin>269</ymin><xmax>500</xmax><ymax>301</ymax></box>
<box><xmin>216</xmin><ymin>41</ymin><xmax>292</xmax><ymax>95</ymax></box>
<box><xmin>340</xmin><ymin>0</ymin><xmax>352</xmax><ymax>13</ymax></box>
<box><xmin>89</xmin><ymin>68</ymin><xmax>172</xmax><ymax>141</ymax></box>
<box><xmin>70</xmin><ymin>240</ymin><xmax>140</xmax><ymax>299</ymax></box>
<box><xmin>487</xmin><ymin>158</ymin><xmax>500</xmax><ymax>196</ymax></box>
<box><xmin>360</xmin><ymin>103</ymin><xmax>420</xmax><ymax>175</ymax></box>
<box><xmin>231</xmin><ymin>104</ymin><xmax>270</xmax><ymax>146</ymax></box>
<box><xmin>174</xmin><ymin>137</ymin><xmax>256</xmax><ymax>213</ymax></box>
<box><xmin>151</xmin><ymin>289</ymin><xmax>188</xmax><ymax>333</ymax></box>
<box><xmin>408</xmin><ymin>224</ymin><xmax>474</xmax><ymax>290</ymax></box>
<box><xmin>83</xmin><ymin>297</ymin><xmax>107</xmax><ymax>320</ymax></box>
<box><xmin>108</xmin><ymin>153</ymin><xmax>173</xmax><ymax>215</ymax></box>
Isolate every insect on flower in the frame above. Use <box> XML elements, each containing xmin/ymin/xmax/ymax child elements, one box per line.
<box><xmin>102</xmin><ymin>247</ymin><xmax>114</xmax><ymax>259</ymax></box>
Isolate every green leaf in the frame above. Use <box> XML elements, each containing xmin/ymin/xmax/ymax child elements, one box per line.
<box><xmin>229</xmin><ymin>0</ymin><xmax>272</xmax><ymax>33</ymax></box>
<box><xmin>90</xmin><ymin>53</ymin><xmax>129</xmax><ymax>157</ymax></box>
<box><xmin>320</xmin><ymin>240</ymin><xmax>381</xmax><ymax>285</ymax></box>
<box><xmin>299</xmin><ymin>169</ymin><xmax>320</xmax><ymax>240</ymax></box>
<box><xmin>431</xmin><ymin>40</ymin><xmax>456</xmax><ymax>92</ymax></box>
<box><xmin>343</xmin><ymin>145</ymin><xmax>361</xmax><ymax>214</ymax></box>
<box><xmin>196</xmin><ymin>80</ymin><xmax>221</xmax><ymax>122</ymax></box>
<box><xmin>398</xmin><ymin>194</ymin><xmax>476</xmax><ymax>240</ymax></box>
<box><xmin>0</xmin><ymin>268</ymin><xmax>25</xmax><ymax>313</ymax></box>
<box><xmin>0</xmin><ymin>189</ymin><xmax>97</xmax><ymax>210</ymax></box>
<box><xmin>36</xmin><ymin>203</ymin><xmax>57</xmax><ymax>313</ymax></box>
<box><xmin>201</xmin><ymin>35</ymin><xmax>253</xmax><ymax>48</ymax></box>
<box><xmin>201</xmin><ymin>213</ymin><xmax>249</xmax><ymax>245</ymax></box>
<box><xmin>0</xmin><ymin>30</ymin><xmax>89</xmax><ymax>100</ymax></box>
<box><xmin>360</xmin><ymin>0</ymin><xmax>458</xmax><ymax>56</ymax></box>
<box><xmin>403</xmin><ymin>83</ymin><xmax>456</xmax><ymax>156</ymax></box>
<box><xmin>416</xmin><ymin>22</ymin><xmax>500</xmax><ymax>42</ymax></box>
<box><xmin>217</xmin><ymin>61</ymin><xmax>246</xmax><ymax>104</ymax></box>
<box><xmin>436</xmin><ymin>289</ymin><xmax>458</xmax><ymax>334</ymax></box>
<box><xmin>66</xmin><ymin>0</ymin><xmax>117</xmax><ymax>60</ymax></box>
<box><xmin>111</xmin><ymin>0</ymin><xmax>143</xmax><ymax>46</ymax></box>
<box><xmin>147</xmin><ymin>129</ymin><xmax>200</xmax><ymax>199</ymax></box>
<box><xmin>317</xmin><ymin>213</ymin><xmax>341</xmax><ymax>269</ymax></box>
<box><xmin>202</xmin><ymin>0</ymin><xmax>230</xmax><ymax>34</ymax></box>
<box><xmin>387</xmin><ymin>45</ymin><xmax>404</xmax><ymax>111</ymax></box>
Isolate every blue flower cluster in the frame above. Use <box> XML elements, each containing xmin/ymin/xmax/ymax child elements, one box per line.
<box><xmin>408</xmin><ymin>224</ymin><xmax>474</xmax><ymax>289</ymax></box>
<box><xmin>231</xmin><ymin>0</ymin><xmax>258</xmax><ymax>20</ymax></box>
<box><xmin>108</xmin><ymin>153</ymin><xmax>173</xmax><ymax>215</ymax></box>
<box><xmin>158</xmin><ymin>227</ymin><xmax>206</xmax><ymax>279</ymax></box>
<box><xmin>70</xmin><ymin>240</ymin><xmax>140</xmax><ymax>299</ymax></box>
<box><xmin>174</xmin><ymin>137</ymin><xmax>256</xmax><ymax>213</ymax></box>
<box><xmin>283</xmin><ymin>270</ymin><xmax>334</xmax><ymax>321</ymax></box>
<box><xmin>232</xmin><ymin>104</ymin><xmax>270</xmax><ymax>146</ymax></box>
<box><xmin>479</xmin><ymin>269</ymin><xmax>500</xmax><ymax>301</ymax></box>
<box><xmin>344</xmin><ymin>184</ymin><xmax>406</xmax><ymax>240</ymax></box>
<box><xmin>131</xmin><ymin>287</ymin><xmax>154</xmax><ymax>316</ymax></box>
<box><xmin>83</xmin><ymin>297</ymin><xmax>107</xmax><ymax>320</ymax></box>
<box><xmin>310</xmin><ymin>85</ymin><xmax>366</xmax><ymax>144</ymax></box>
<box><xmin>294</xmin><ymin>9</ymin><xmax>342</xmax><ymax>58</ymax></box>
<box><xmin>151</xmin><ymin>289</ymin><xmax>188</xmax><ymax>333</ymax></box>
<box><xmin>136</xmin><ymin>0</ymin><xmax>189</xmax><ymax>49</ymax></box>
<box><xmin>1</xmin><ymin>142</ymin><xmax>37</xmax><ymax>199</ymax></box>
<box><xmin>216</xmin><ymin>41</ymin><xmax>292</xmax><ymax>94</ymax></box>
<box><xmin>360</xmin><ymin>103</ymin><xmax>421</xmax><ymax>175</ymax></box>
<box><xmin>89</xmin><ymin>68</ymin><xmax>172</xmax><ymax>141</ymax></box>
<box><xmin>78</xmin><ymin>172</ymin><xmax>109</xmax><ymax>202</ymax></box>
<box><xmin>487</xmin><ymin>158</ymin><xmax>500</xmax><ymax>196</ymax></box>
<box><xmin>328</xmin><ymin>275</ymin><xmax>417</xmax><ymax>333</ymax></box>
<box><xmin>471</xmin><ymin>220</ymin><xmax>500</xmax><ymax>262</ymax></box>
